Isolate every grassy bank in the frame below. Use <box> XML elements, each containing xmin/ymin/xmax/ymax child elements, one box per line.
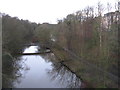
<box><xmin>50</xmin><ymin>44</ymin><xmax>119</xmax><ymax>88</ymax></box>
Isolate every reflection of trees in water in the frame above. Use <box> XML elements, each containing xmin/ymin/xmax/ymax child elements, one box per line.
<box><xmin>41</xmin><ymin>53</ymin><xmax>81</xmax><ymax>88</ymax></box>
<box><xmin>48</xmin><ymin>62</ymin><xmax>81</xmax><ymax>88</ymax></box>
<box><xmin>2</xmin><ymin>55</ymin><xmax>29</xmax><ymax>88</ymax></box>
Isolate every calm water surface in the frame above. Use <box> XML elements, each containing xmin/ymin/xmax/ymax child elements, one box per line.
<box><xmin>13</xmin><ymin>46</ymin><xmax>81</xmax><ymax>88</ymax></box>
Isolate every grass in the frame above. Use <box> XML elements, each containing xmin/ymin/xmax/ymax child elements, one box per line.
<box><xmin>51</xmin><ymin>44</ymin><xmax>119</xmax><ymax>88</ymax></box>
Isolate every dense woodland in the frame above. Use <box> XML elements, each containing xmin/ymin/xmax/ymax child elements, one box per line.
<box><xmin>35</xmin><ymin>2</ymin><xmax>119</xmax><ymax>76</ymax></box>
<box><xmin>2</xmin><ymin>15</ymin><xmax>37</xmax><ymax>55</ymax></box>
<box><xmin>2</xmin><ymin>14</ymin><xmax>38</xmax><ymax>87</ymax></box>
<box><xmin>1</xmin><ymin>1</ymin><xmax>120</xmax><ymax>88</ymax></box>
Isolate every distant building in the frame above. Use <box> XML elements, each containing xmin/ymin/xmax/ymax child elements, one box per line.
<box><xmin>103</xmin><ymin>11</ymin><xmax>120</xmax><ymax>30</ymax></box>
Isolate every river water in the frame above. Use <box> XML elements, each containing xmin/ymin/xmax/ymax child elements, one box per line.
<box><xmin>5</xmin><ymin>46</ymin><xmax>82</xmax><ymax>88</ymax></box>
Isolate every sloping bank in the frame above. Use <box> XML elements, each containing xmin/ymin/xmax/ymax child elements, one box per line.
<box><xmin>2</xmin><ymin>52</ymin><xmax>23</xmax><ymax>88</ymax></box>
<box><xmin>49</xmin><ymin>44</ymin><xmax>119</xmax><ymax>88</ymax></box>
<box><xmin>2</xmin><ymin>52</ymin><xmax>14</xmax><ymax>88</ymax></box>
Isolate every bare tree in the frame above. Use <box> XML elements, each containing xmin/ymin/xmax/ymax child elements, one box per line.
<box><xmin>115</xmin><ymin>0</ymin><xmax>120</xmax><ymax>11</ymax></box>
<box><xmin>107</xmin><ymin>2</ymin><xmax>112</xmax><ymax>12</ymax></box>
<box><xmin>106</xmin><ymin>2</ymin><xmax>112</xmax><ymax>30</ymax></box>
<box><xmin>97</xmin><ymin>2</ymin><xmax>104</xmax><ymax>49</ymax></box>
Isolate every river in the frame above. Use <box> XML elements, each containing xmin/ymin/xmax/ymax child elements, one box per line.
<box><xmin>8</xmin><ymin>46</ymin><xmax>82</xmax><ymax>88</ymax></box>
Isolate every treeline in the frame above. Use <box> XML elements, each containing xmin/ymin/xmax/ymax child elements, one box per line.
<box><xmin>1</xmin><ymin>1</ymin><xmax>119</xmax><ymax>87</ymax></box>
<box><xmin>2</xmin><ymin>14</ymin><xmax>38</xmax><ymax>55</ymax></box>
<box><xmin>35</xmin><ymin>1</ymin><xmax>119</xmax><ymax>77</ymax></box>
<box><xmin>55</xmin><ymin>2</ymin><xmax>119</xmax><ymax>73</ymax></box>
<box><xmin>34</xmin><ymin>23</ymin><xmax>58</xmax><ymax>48</ymax></box>
<box><xmin>1</xmin><ymin>14</ymin><xmax>38</xmax><ymax>88</ymax></box>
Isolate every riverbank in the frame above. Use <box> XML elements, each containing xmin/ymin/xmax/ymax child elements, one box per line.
<box><xmin>50</xmin><ymin>44</ymin><xmax>119</xmax><ymax>88</ymax></box>
<box><xmin>2</xmin><ymin>44</ymin><xmax>119</xmax><ymax>88</ymax></box>
<box><xmin>3</xmin><ymin>46</ymin><xmax>83</xmax><ymax>88</ymax></box>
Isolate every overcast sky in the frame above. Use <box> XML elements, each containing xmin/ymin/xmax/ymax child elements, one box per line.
<box><xmin>0</xmin><ymin>0</ymin><xmax>117</xmax><ymax>24</ymax></box>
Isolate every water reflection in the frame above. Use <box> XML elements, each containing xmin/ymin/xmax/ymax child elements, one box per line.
<box><xmin>48</xmin><ymin>63</ymin><xmax>81</xmax><ymax>88</ymax></box>
<box><xmin>3</xmin><ymin>46</ymin><xmax>82</xmax><ymax>88</ymax></box>
<box><xmin>41</xmin><ymin>53</ymin><xmax>82</xmax><ymax>88</ymax></box>
<box><xmin>13</xmin><ymin>46</ymin><xmax>62</xmax><ymax>88</ymax></box>
<box><xmin>23</xmin><ymin>46</ymin><xmax>38</xmax><ymax>53</ymax></box>
<box><xmin>2</xmin><ymin>55</ymin><xmax>29</xmax><ymax>88</ymax></box>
